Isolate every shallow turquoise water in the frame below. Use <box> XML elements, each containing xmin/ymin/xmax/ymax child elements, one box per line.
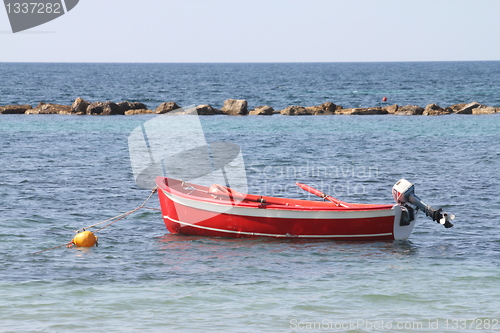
<box><xmin>0</xmin><ymin>114</ymin><xmax>499</xmax><ymax>332</ymax></box>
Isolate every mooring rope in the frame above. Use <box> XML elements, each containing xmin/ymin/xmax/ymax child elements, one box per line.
<box><xmin>30</xmin><ymin>187</ymin><xmax>158</xmax><ymax>255</ymax></box>
<box><xmin>141</xmin><ymin>207</ymin><xmax>161</xmax><ymax>211</ymax></box>
<box><xmin>75</xmin><ymin>187</ymin><xmax>158</xmax><ymax>233</ymax></box>
<box><xmin>30</xmin><ymin>241</ymin><xmax>75</xmax><ymax>254</ymax></box>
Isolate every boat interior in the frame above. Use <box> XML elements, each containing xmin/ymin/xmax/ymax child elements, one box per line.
<box><xmin>158</xmin><ymin>177</ymin><xmax>394</xmax><ymax>211</ymax></box>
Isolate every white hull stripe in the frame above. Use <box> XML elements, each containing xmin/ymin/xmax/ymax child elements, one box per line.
<box><xmin>163</xmin><ymin>190</ymin><xmax>396</xmax><ymax>220</ymax></box>
<box><xmin>164</xmin><ymin>215</ymin><xmax>393</xmax><ymax>239</ymax></box>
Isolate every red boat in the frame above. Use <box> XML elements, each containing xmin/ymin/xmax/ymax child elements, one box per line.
<box><xmin>156</xmin><ymin>177</ymin><xmax>454</xmax><ymax>241</ymax></box>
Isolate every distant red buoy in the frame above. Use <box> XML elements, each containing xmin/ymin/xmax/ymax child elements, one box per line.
<box><xmin>382</xmin><ymin>96</ymin><xmax>388</xmax><ymax>102</ymax></box>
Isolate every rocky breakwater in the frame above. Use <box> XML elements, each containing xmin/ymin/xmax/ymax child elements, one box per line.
<box><xmin>279</xmin><ymin>102</ymin><xmax>341</xmax><ymax>115</ymax></box>
<box><xmin>2</xmin><ymin>98</ymin><xmax>499</xmax><ymax>116</ymax></box>
<box><xmin>83</xmin><ymin>99</ymin><xmax>150</xmax><ymax>115</ymax></box>
<box><xmin>276</xmin><ymin>101</ymin><xmax>499</xmax><ymax>116</ymax></box>
<box><xmin>188</xmin><ymin>100</ymin><xmax>497</xmax><ymax>116</ymax></box>
<box><xmin>0</xmin><ymin>98</ymin><xmax>155</xmax><ymax>115</ymax></box>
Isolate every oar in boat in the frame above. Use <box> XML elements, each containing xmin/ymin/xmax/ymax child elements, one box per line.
<box><xmin>295</xmin><ymin>182</ymin><xmax>349</xmax><ymax>207</ymax></box>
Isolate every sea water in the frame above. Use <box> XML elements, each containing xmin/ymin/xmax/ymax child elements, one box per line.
<box><xmin>1</xmin><ymin>63</ymin><xmax>500</xmax><ymax>332</ymax></box>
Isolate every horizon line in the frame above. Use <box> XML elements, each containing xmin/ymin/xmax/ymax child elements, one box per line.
<box><xmin>1</xmin><ymin>60</ymin><xmax>500</xmax><ymax>64</ymax></box>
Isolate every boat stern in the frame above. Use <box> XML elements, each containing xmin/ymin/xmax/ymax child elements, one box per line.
<box><xmin>392</xmin><ymin>204</ymin><xmax>417</xmax><ymax>240</ymax></box>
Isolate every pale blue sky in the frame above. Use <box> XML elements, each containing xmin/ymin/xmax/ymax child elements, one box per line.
<box><xmin>1</xmin><ymin>0</ymin><xmax>499</xmax><ymax>62</ymax></box>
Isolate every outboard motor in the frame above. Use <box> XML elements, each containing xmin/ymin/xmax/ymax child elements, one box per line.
<box><xmin>393</xmin><ymin>179</ymin><xmax>455</xmax><ymax>228</ymax></box>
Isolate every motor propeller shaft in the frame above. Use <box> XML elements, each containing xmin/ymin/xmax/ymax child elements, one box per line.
<box><xmin>408</xmin><ymin>195</ymin><xmax>455</xmax><ymax>228</ymax></box>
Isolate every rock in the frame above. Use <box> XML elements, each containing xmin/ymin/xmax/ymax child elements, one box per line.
<box><xmin>155</xmin><ymin>101</ymin><xmax>181</xmax><ymax>114</ymax></box>
<box><xmin>71</xmin><ymin>98</ymin><xmax>90</xmax><ymax>115</ymax></box>
<box><xmin>116</xmin><ymin>101</ymin><xmax>130</xmax><ymax>112</ymax></box>
<box><xmin>0</xmin><ymin>104</ymin><xmax>32</xmax><ymax>114</ymax></box>
<box><xmin>423</xmin><ymin>103</ymin><xmax>450</xmax><ymax>116</ymax></box>
<box><xmin>86</xmin><ymin>101</ymin><xmax>124</xmax><ymax>115</ymax></box>
<box><xmin>448</xmin><ymin>103</ymin><xmax>467</xmax><ymax>113</ymax></box>
<box><xmin>249</xmin><ymin>105</ymin><xmax>274</xmax><ymax>115</ymax></box>
<box><xmin>309</xmin><ymin>108</ymin><xmax>335</xmax><ymax>115</ymax></box>
<box><xmin>220</xmin><ymin>99</ymin><xmax>248</xmax><ymax>115</ymax></box>
<box><xmin>280</xmin><ymin>105</ymin><xmax>311</xmax><ymax>116</ymax></box>
<box><xmin>86</xmin><ymin>102</ymin><xmax>105</xmax><ymax>115</ymax></box>
<box><xmin>472</xmin><ymin>106</ymin><xmax>497</xmax><ymax>114</ymax></box>
<box><xmin>192</xmin><ymin>104</ymin><xmax>219</xmax><ymax>115</ymax></box>
<box><xmin>455</xmin><ymin>101</ymin><xmax>484</xmax><ymax>114</ymax></box>
<box><xmin>125</xmin><ymin>109</ymin><xmax>154</xmax><ymax>115</ymax></box>
<box><xmin>335</xmin><ymin>108</ymin><xmax>353</xmax><ymax>115</ymax></box>
<box><xmin>26</xmin><ymin>102</ymin><xmax>71</xmax><ymax>114</ymax></box>
<box><xmin>321</xmin><ymin>102</ymin><xmax>342</xmax><ymax>112</ymax></box>
<box><xmin>118</xmin><ymin>101</ymin><xmax>148</xmax><ymax>113</ymax></box>
<box><xmin>305</xmin><ymin>102</ymin><xmax>342</xmax><ymax>115</ymax></box>
<box><xmin>354</xmin><ymin>107</ymin><xmax>387</xmax><ymax>115</ymax></box>
<box><xmin>337</xmin><ymin>107</ymin><xmax>388</xmax><ymax>115</ymax></box>
<box><xmin>394</xmin><ymin>105</ymin><xmax>424</xmax><ymax>115</ymax></box>
<box><xmin>383</xmin><ymin>104</ymin><xmax>398</xmax><ymax>114</ymax></box>
<box><xmin>132</xmin><ymin>102</ymin><xmax>147</xmax><ymax>110</ymax></box>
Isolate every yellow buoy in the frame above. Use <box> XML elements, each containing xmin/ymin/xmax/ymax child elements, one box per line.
<box><xmin>72</xmin><ymin>230</ymin><xmax>98</xmax><ymax>247</ymax></box>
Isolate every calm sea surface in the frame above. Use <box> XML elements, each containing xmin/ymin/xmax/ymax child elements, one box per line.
<box><xmin>1</xmin><ymin>63</ymin><xmax>500</xmax><ymax>332</ymax></box>
<box><xmin>2</xmin><ymin>62</ymin><xmax>500</xmax><ymax>110</ymax></box>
